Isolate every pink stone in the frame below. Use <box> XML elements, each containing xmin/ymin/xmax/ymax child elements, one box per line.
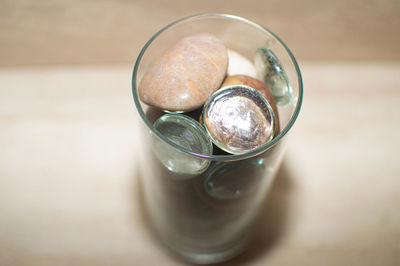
<box><xmin>139</xmin><ymin>33</ymin><xmax>228</xmax><ymax>112</ymax></box>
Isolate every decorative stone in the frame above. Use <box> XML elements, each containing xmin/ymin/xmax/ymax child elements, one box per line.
<box><xmin>202</xmin><ymin>85</ymin><xmax>276</xmax><ymax>155</ymax></box>
<box><xmin>227</xmin><ymin>49</ymin><xmax>257</xmax><ymax>78</ymax></box>
<box><xmin>139</xmin><ymin>33</ymin><xmax>228</xmax><ymax>112</ymax></box>
<box><xmin>152</xmin><ymin>114</ymin><xmax>212</xmax><ymax>175</ymax></box>
<box><xmin>221</xmin><ymin>75</ymin><xmax>280</xmax><ymax>135</ymax></box>
<box><xmin>254</xmin><ymin>46</ymin><xmax>292</xmax><ymax>105</ymax></box>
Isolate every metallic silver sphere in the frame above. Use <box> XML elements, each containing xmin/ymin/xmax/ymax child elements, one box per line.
<box><xmin>203</xmin><ymin>85</ymin><xmax>276</xmax><ymax>155</ymax></box>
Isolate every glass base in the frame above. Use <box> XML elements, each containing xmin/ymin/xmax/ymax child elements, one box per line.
<box><xmin>159</xmin><ymin>230</ymin><xmax>250</xmax><ymax>265</ymax></box>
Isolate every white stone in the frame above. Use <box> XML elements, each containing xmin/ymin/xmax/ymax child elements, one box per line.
<box><xmin>227</xmin><ymin>49</ymin><xmax>258</xmax><ymax>79</ymax></box>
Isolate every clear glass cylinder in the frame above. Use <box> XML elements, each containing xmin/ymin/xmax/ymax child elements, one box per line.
<box><xmin>132</xmin><ymin>13</ymin><xmax>303</xmax><ymax>264</ymax></box>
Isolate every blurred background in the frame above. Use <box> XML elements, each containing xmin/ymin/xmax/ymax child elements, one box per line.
<box><xmin>1</xmin><ymin>0</ymin><xmax>399</xmax><ymax>66</ymax></box>
<box><xmin>1</xmin><ymin>1</ymin><xmax>399</xmax><ymax>266</ymax></box>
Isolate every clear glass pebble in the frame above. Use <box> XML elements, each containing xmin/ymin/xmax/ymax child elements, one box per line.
<box><xmin>254</xmin><ymin>46</ymin><xmax>292</xmax><ymax>105</ymax></box>
<box><xmin>204</xmin><ymin>158</ymin><xmax>265</xmax><ymax>200</ymax></box>
<box><xmin>203</xmin><ymin>85</ymin><xmax>276</xmax><ymax>155</ymax></box>
<box><xmin>153</xmin><ymin>114</ymin><xmax>212</xmax><ymax>175</ymax></box>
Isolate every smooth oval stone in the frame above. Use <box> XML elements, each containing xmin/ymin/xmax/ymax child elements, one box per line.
<box><xmin>153</xmin><ymin>114</ymin><xmax>212</xmax><ymax>175</ymax></box>
<box><xmin>139</xmin><ymin>33</ymin><xmax>228</xmax><ymax>112</ymax></box>
<box><xmin>221</xmin><ymin>75</ymin><xmax>280</xmax><ymax>136</ymax></box>
<box><xmin>202</xmin><ymin>85</ymin><xmax>276</xmax><ymax>155</ymax></box>
<box><xmin>254</xmin><ymin>46</ymin><xmax>292</xmax><ymax>105</ymax></box>
<box><xmin>227</xmin><ymin>49</ymin><xmax>257</xmax><ymax>78</ymax></box>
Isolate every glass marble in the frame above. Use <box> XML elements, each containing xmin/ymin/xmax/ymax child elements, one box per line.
<box><xmin>205</xmin><ymin>158</ymin><xmax>265</xmax><ymax>200</ymax></box>
<box><xmin>153</xmin><ymin>114</ymin><xmax>213</xmax><ymax>175</ymax></box>
<box><xmin>203</xmin><ymin>85</ymin><xmax>276</xmax><ymax>154</ymax></box>
<box><xmin>254</xmin><ymin>46</ymin><xmax>292</xmax><ymax>105</ymax></box>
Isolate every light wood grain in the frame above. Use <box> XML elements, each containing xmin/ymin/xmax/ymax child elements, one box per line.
<box><xmin>0</xmin><ymin>62</ymin><xmax>399</xmax><ymax>265</ymax></box>
<box><xmin>0</xmin><ymin>0</ymin><xmax>399</xmax><ymax>66</ymax></box>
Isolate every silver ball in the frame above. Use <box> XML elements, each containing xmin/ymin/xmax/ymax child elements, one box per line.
<box><xmin>203</xmin><ymin>85</ymin><xmax>276</xmax><ymax>155</ymax></box>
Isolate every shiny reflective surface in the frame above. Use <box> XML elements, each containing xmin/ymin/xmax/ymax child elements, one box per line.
<box><xmin>203</xmin><ymin>85</ymin><xmax>276</xmax><ymax>154</ymax></box>
<box><xmin>254</xmin><ymin>46</ymin><xmax>292</xmax><ymax>105</ymax></box>
<box><xmin>221</xmin><ymin>74</ymin><xmax>281</xmax><ymax>136</ymax></box>
<box><xmin>153</xmin><ymin>114</ymin><xmax>212</xmax><ymax>175</ymax></box>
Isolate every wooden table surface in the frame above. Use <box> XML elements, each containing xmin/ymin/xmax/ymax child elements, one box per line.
<box><xmin>0</xmin><ymin>62</ymin><xmax>399</xmax><ymax>266</ymax></box>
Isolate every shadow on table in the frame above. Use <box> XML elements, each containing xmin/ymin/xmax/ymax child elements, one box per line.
<box><xmin>133</xmin><ymin>157</ymin><xmax>295</xmax><ymax>265</ymax></box>
<box><xmin>217</xmin><ymin>158</ymin><xmax>294</xmax><ymax>265</ymax></box>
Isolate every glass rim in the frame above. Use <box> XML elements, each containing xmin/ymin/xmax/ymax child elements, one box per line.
<box><xmin>132</xmin><ymin>13</ymin><xmax>303</xmax><ymax>162</ymax></box>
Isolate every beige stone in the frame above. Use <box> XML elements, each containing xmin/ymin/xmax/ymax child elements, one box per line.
<box><xmin>227</xmin><ymin>49</ymin><xmax>257</xmax><ymax>78</ymax></box>
<box><xmin>138</xmin><ymin>33</ymin><xmax>228</xmax><ymax>112</ymax></box>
